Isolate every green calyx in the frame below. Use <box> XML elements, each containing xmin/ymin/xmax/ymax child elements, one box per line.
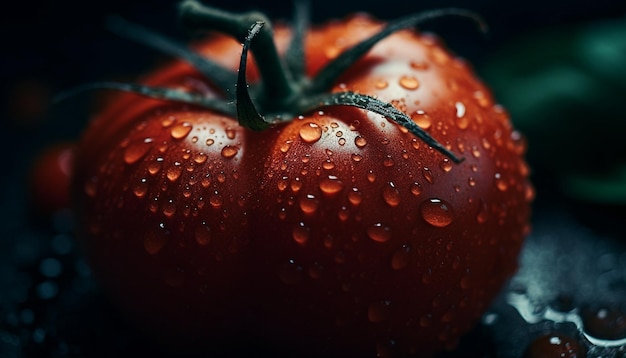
<box><xmin>59</xmin><ymin>0</ymin><xmax>486</xmax><ymax>163</ymax></box>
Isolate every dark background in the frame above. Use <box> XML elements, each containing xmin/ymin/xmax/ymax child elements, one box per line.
<box><xmin>1</xmin><ymin>0</ymin><xmax>626</xmax><ymax>357</ymax></box>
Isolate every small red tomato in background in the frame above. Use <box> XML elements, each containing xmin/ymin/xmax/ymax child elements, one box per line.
<box><xmin>70</xmin><ymin>1</ymin><xmax>532</xmax><ymax>356</ymax></box>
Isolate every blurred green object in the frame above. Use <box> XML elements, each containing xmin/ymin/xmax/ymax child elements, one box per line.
<box><xmin>481</xmin><ymin>17</ymin><xmax>626</xmax><ymax>205</ymax></box>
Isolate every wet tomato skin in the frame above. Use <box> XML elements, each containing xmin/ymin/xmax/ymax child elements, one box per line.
<box><xmin>72</xmin><ymin>14</ymin><xmax>532</xmax><ymax>357</ymax></box>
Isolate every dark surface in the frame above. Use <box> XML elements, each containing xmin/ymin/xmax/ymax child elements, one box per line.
<box><xmin>2</xmin><ymin>0</ymin><xmax>626</xmax><ymax>357</ymax></box>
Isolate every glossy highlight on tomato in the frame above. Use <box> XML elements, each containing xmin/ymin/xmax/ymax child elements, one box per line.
<box><xmin>71</xmin><ymin>1</ymin><xmax>533</xmax><ymax>356</ymax></box>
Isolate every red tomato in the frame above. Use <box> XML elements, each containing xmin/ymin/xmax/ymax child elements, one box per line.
<box><xmin>72</xmin><ymin>2</ymin><xmax>532</xmax><ymax>356</ymax></box>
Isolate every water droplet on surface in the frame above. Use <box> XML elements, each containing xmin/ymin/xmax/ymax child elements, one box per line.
<box><xmin>410</xmin><ymin>182</ymin><xmax>422</xmax><ymax>196</ymax></box>
<box><xmin>367</xmin><ymin>170</ymin><xmax>376</xmax><ymax>183</ymax></box>
<box><xmin>383</xmin><ymin>155</ymin><xmax>395</xmax><ymax>167</ymax></box>
<box><xmin>205</xmin><ymin>138</ymin><xmax>215</xmax><ymax>146</ymax></box>
<box><xmin>439</xmin><ymin>158</ymin><xmax>452</xmax><ymax>172</ymax></box>
<box><xmin>455</xmin><ymin>102</ymin><xmax>466</xmax><ymax>118</ymax></box>
<box><xmin>382</xmin><ymin>182</ymin><xmax>401</xmax><ymax>207</ymax></box>
<box><xmin>391</xmin><ymin>244</ymin><xmax>411</xmax><ymax>270</ymax></box>
<box><xmin>351</xmin><ymin>153</ymin><xmax>363</xmax><ymax>162</ymax></box>
<box><xmin>368</xmin><ymin>300</ymin><xmax>392</xmax><ymax>323</ymax></box>
<box><xmin>292</xmin><ymin>222</ymin><xmax>310</xmax><ymax>245</ymax></box>
<box><xmin>162</xmin><ymin>199</ymin><xmax>176</xmax><ymax>217</ymax></box>
<box><xmin>225</xmin><ymin>127</ymin><xmax>236</xmax><ymax>139</ymax></box>
<box><xmin>319</xmin><ymin>175</ymin><xmax>344</xmax><ymax>195</ymax></box>
<box><xmin>410</xmin><ymin>61</ymin><xmax>429</xmax><ymax>70</ymax></box>
<box><xmin>525</xmin><ymin>333</ymin><xmax>585</xmax><ymax>358</ymax></box>
<box><xmin>348</xmin><ymin>188</ymin><xmax>362</xmax><ymax>206</ymax></box>
<box><xmin>411</xmin><ymin>110</ymin><xmax>432</xmax><ymax>129</ymax></box>
<box><xmin>299</xmin><ymin>122</ymin><xmax>322</xmax><ymax>143</ymax></box>
<box><xmin>582</xmin><ymin>306</ymin><xmax>626</xmax><ymax>341</ymax></box>
<box><xmin>170</xmin><ymin>122</ymin><xmax>193</xmax><ymax>139</ymax></box>
<box><xmin>209</xmin><ymin>193</ymin><xmax>223</xmax><ymax>208</ymax></box>
<box><xmin>399</xmin><ymin>75</ymin><xmax>419</xmax><ymax>90</ymax></box>
<box><xmin>299</xmin><ymin>194</ymin><xmax>319</xmax><ymax>214</ymax></box>
<box><xmin>367</xmin><ymin>223</ymin><xmax>392</xmax><ymax>243</ymax></box>
<box><xmin>375</xmin><ymin>79</ymin><xmax>389</xmax><ymax>89</ymax></box>
<box><xmin>166</xmin><ymin>165</ymin><xmax>182</xmax><ymax>182</ymax></box>
<box><xmin>322</xmin><ymin>160</ymin><xmax>335</xmax><ymax>170</ymax></box>
<box><xmin>193</xmin><ymin>153</ymin><xmax>208</xmax><ymax>164</ymax></box>
<box><xmin>221</xmin><ymin>145</ymin><xmax>238</xmax><ymax>158</ymax></box>
<box><xmin>195</xmin><ymin>223</ymin><xmax>211</xmax><ymax>246</ymax></box>
<box><xmin>476</xmin><ymin>200</ymin><xmax>489</xmax><ymax>224</ymax></box>
<box><xmin>420</xmin><ymin>198</ymin><xmax>454</xmax><ymax>227</ymax></box>
<box><xmin>494</xmin><ymin>173</ymin><xmax>508</xmax><ymax>191</ymax></box>
<box><xmin>133</xmin><ymin>178</ymin><xmax>148</xmax><ymax>198</ymax></box>
<box><xmin>355</xmin><ymin>136</ymin><xmax>367</xmax><ymax>148</ymax></box>
<box><xmin>124</xmin><ymin>138</ymin><xmax>153</xmax><ymax>164</ymax></box>
<box><xmin>144</xmin><ymin>230</ymin><xmax>168</xmax><ymax>255</ymax></box>
<box><xmin>422</xmin><ymin>167</ymin><xmax>434</xmax><ymax>184</ymax></box>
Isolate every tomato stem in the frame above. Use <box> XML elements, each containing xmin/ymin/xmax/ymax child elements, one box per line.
<box><xmin>179</xmin><ymin>0</ymin><xmax>298</xmax><ymax>110</ymax></box>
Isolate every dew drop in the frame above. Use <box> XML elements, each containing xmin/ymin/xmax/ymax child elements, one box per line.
<box><xmin>355</xmin><ymin>136</ymin><xmax>367</xmax><ymax>148</ymax></box>
<box><xmin>277</xmin><ymin>177</ymin><xmax>288</xmax><ymax>191</ymax></box>
<box><xmin>299</xmin><ymin>194</ymin><xmax>319</xmax><ymax>214</ymax></box>
<box><xmin>455</xmin><ymin>115</ymin><xmax>469</xmax><ymax>130</ymax></box>
<box><xmin>322</xmin><ymin>160</ymin><xmax>335</xmax><ymax>170</ymax></box>
<box><xmin>161</xmin><ymin>116</ymin><xmax>175</xmax><ymax>128</ymax></box>
<box><xmin>455</xmin><ymin>102</ymin><xmax>466</xmax><ymax>118</ymax></box>
<box><xmin>410</xmin><ymin>182</ymin><xmax>423</xmax><ymax>196</ymax></box>
<box><xmin>391</xmin><ymin>244</ymin><xmax>411</xmax><ymax>270</ymax></box>
<box><xmin>170</xmin><ymin>122</ymin><xmax>193</xmax><ymax>140</ymax></box>
<box><xmin>411</xmin><ymin>110</ymin><xmax>432</xmax><ymax>129</ymax></box>
<box><xmin>166</xmin><ymin>165</ymin><xmax>182</xmax><ymax>182</ymax></box>
<box><xmin>148</xmin><ymin>160</ymin><xmax>162</xmax><ymax>175</ymax></box>
<box><xmin>193</xmin><ymin>153</ymin><xmax>208</xmax><ymax>164</ymax></box>
<box><xmin>221</xmin><ymin>145</ymin><xmax>238</xmax><ymax>158</ymax></box>
<box><xmin>348</xmin><ymin>188</ymin><xmax>362</xmax><ymax>206</ymax></box>
<box><xmin>367</xmin><ymin>223</ymin><xmax>392</xmax><ymax>243</ymax></box>
<box><xmin>225</xmin><ymin>127</ymin><xmax>236</xmax><ymax>139</ymax></box>
<box><xmin>383</xmin><ymin>155</ymin><xmax>395</xmax><ymax>167</ymax></box>
<box><xmin>494</xmin><ymin>173</ymin><xmax>508</xmax><ymax>191</ymax></box>
<box><xmin>367</xmin><ymin>170</ymin><xmax>376</xmax><ymax>183</ymax></box>
<box><xmin>292</xmin><ymin>222</ymin><xmax>310</xmax><ymax>245</ymax></box>
<box><xmin>422</xmin><ymin>167</ymin><xmax>434</xmax><ymax>184</ymax></box>
<box><xmin>368</xmin><ymin>300</ymin><xmax>392</xmax><ymax>323</ymax></box>
<box><xmin>290</xmin><ymin>178</ymin><xmax>303</xmax><ymax>192</ymax></box>
<box><xmin>133</xmin><ymin>178</ymin><xmax>148</xmax><ymax>198</ymax></box>
<box><xmin>209</xmin><ymin>192</ymin><xmax>223</xmax><ymax>208</ymax></box>
<box><xmin>351</xmin><ymin>153</ymin><xmax>363</xmax><ymax>162</ymax></box>
<box><xmin>476</xmin><ymin>200</ymin><xmax>489</xmax><ymax>224</ymax></box>
<box><xmin>420</xmin><ymin>198</ymin><xmax>454</xmax><ymax>227</ymax></box>
<box><xmin>382</xmin><ymin>182</ymin><xmax>401</xmax><ymax>207</ymax></box>
<box><xmin>468</xmin><ymin>177</ymin><xmax>477</xmax><ymax>187</ymax></box>
<box><xmin>399</xmin><ymin>75</ymin><xmax>419</xmax><ymax>90</ymax></box>
<box><xmin>162</xmin><ymin>199</ymin><xmax>176</xmax><ymax>217</ymax></box>
<box><xmin>338</xmin><ymin>137</ymin><xmax>346</xmax><ymax>146</ymax></box>
<box><xmin>439</xmin><ymin>158</ymin><xmax>453</xmax><ymax>172</ymax></box>
<box><xmin>299</xmin><ymin>122</ymin><xmax>322</xmax><ymax>143</ymax></box>
<box><xmin>144</xmin><ymin>230</ymin><xmax>168</xmax><ymax>255</ymax></box>
<box><xmin>410</xmin><ymin>61</ymin><xmax>429</xmax><ymax>70</ymax></box>
<box><xmin>205</xmin><ymin>138</ymin><xmax>215</xmax><ymax>146</ymax></box>
<box><xmin>375</xmin><ymin>79</ymin><xmax>389</xmax><ymax>89</ymax></box>
<box><xmin>123</xmin><ymin>138</ymin><xmax>153</xmax><ymax>164</ymax></box>
<box><xmin>319</xmin><ymin>175</ymin><xmax>344</xmax><ymax>194</ymax></box>
<box><xmin>195</xmin><ymin>223</ymin><xmax>211</xmax><ymax>246</ymax></box>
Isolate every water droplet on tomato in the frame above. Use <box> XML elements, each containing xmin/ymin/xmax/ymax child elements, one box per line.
<box><xmin>399</xmin><ymin>75</ymin><xmax>419</xmax><ymax>90</ymax></box>
<box><xmin>299</xmin><ymin>194</ymin><xmax>319</xmax><ymax>214</ymax></box>
<box><xmin>411</xmin><ymin>110</ymin><xmax>431</xmax><ymax>129</ymax></box>
<box><xmin>162</xmin><ymin>199</ymin><xmax>176</xmax><ymax>217</ymax></box>
<box><xmin>144</xmin><ymin>229</ymin><xmax>168</xmax><ymax>255</ymax></box>
<box><xmin>420</xmin><ymin>198</ymin><xmax>454</xmax><ymax>227</ymax></box>
<box><xmin>170</xmin><ymin>122</ymin><xmax>193</xmax><ymax>139</ymax></box>
<box><xmin>225</xmin><ymin>127</ymin><xmax>236</xmax><ymax>139</ymax></box>
<box><xmin>455</xmin><ymin>102</ymin><xmax>466</xmax><ymax>118</ymax></box>
<box><xmin>494</xmin><ymin>172</ymin><xmax>508</xmax><ymax>191</ymax></box>
<box><xmin>299</xmin><ymin>122</ymin><xmax>322</xmax><ymax>143</ymax></box>
<box><xmin>476</xmin><ymin>200</ymin><xmax>489</xmax><ymax>224</ymax></box>
<box><xmin>195</xmin><ymin>223</ymin><xmax>211</xmax><ymax>246</ymax></box>
<box><xmin>148</xmin><ymin>159</ymin><xmax>162</xmax><ymax>175</ymax></box>
<box><xmin>368</xmin><ymin>300</ymin><xmax>392</xmax><ymax>322</ymax></box>
<box><xmin>166</xmin><ymin>165</ymin><xmax>182</xmax><ymax>182</ymax></box>
<box><xmin>319</xmin><ymin>175</ymin><xmax>344</xmax><ymax>195</ymax></box>
<box><xmin>383</xmin><ymin>155</ymin><xmax>395</xmax><ymax>167</ymax></box>
<box><xmin>290</xmin><ymin>178</ymin><xmax>303</xmax><ymax>192</ymax></box>
<box><xmin>209</xmin><ymin>193</ymin><xmax>223</xmax><ymax>208</ymax></box>
<box><xmin>367</xmin><ymin>223</ymin><xmax>392</xmax><ymax>242</ymax></box>
<box><xmin>355</xmin><ymin>135</ymin><xmax>367</xmax><ymax>148</ymax></box>
<box><xmin>439</xmin><ymin>158</ymin><xmax>452</xmax><ymax>172</ymax></box>
<box><xmin>279</xmin><ymin>259</ymin><xmax>303</xmax><ymax>285</ymax></box>
<box><xmin>410</xmin><ymin>182</ymin><xmax>422</xmax><ymax>196</ymax></box>
<box><xmin>382</xmin><ymin>182</ymin><xmax>401</xmax><ymax>207</ymax></box>
<box><xmin>582</xmin><ymin>306</ymin><xmax>626</xmax><ymax>341</ymax></box>
<box><xmin>193</xmin><ymin>153</ymin><xmax>208</xmax><ymax>164</ymax></box>
<box><xmin>410</xmin><ymin>61</ymin><xmax>429</xmax><ymax>70</ymax></box>
<box><xmin>348</xmin><ymin>188</ymin><xmax>362</xmax><ymax>206</ymax></box>
<box><xmin>205</xmin><ymin>138</ymin><xmax>214</xmax><ymax>146</ymax></box>
<box><xmin>525</xmin><ymin>333</ymin><xmax>585</xmax><ymax>358</ymax></box>
<box><xmin>322</xmin><ymin>160</ymin><xmax>335</xmax><ymax>170</ymax></box>
<box><xmin>292</xmin><ymin>222</ymin><xmax>310</xmax><ymax>245</ymax></box>
<box><xmin>133</xmin><ymin>178</ymin><xmax>148</xmax><ymax>198</ymax></box>
<box><xmin>351</xmin><ymin>153</ymin><xmax>363</xmax><ymax>162</ymax></box>
<box><xmin>161</xmin><ymin>116</ymin><xmax>175</xmax><ymax>128</ymax></box>
<box><xmin>468</xmin><ymin>177</ymin><xmax>477</xmax><ymax>187</ymax></box>
<box><xmin>375</xmin><ymin>79</ymin><xmax>388</xmax><ymax>89</ymax></box>
<box><xmin>391</xmin><ymin>244</ymin><xmax>411</xmax><ymax>270</ymax></box>
<box><xmin>221</xmin><ymin>145</ymin><xmax>238</xmax><ymax>158</ymax></box>
<box><xmin>123</xmin><ymin>138</ymin><xmax>153</xmax><ymax>164</ymax></box>
<box><xmin>422</xmin><ymin>167</ymin><xmax>434</xmax><ymax>184</ymax></box>
<box><xmin>367</xmin><ymin>170</ymin><xmax>376</xmax><ymax>183</ymax></box>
